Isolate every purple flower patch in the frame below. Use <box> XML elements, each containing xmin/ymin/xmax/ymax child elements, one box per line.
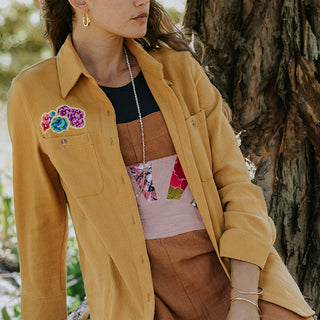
<box><xmin>70</xmin><ymin>108</ymin><xmax>84</xmax><ymax>119</ymax></box>
<box><xmin>69</xmin><ymin>108</ymin><xmax>85</xmax><ymax>128</ymax></box>
<box><xmin>70</xmin><ymin>117</ymin><xmax>85</xmax><ymax>128</ymax></box>
<box><xmin>57</xmin><ymin>105</ymin><xmax>71</xmax><ymax>117</ymax></box>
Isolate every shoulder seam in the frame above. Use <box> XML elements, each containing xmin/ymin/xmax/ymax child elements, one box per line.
<box><xmin>15</xmin><ymin>56</ymin><xmax>56</xmax><ymax>78</ymax></box>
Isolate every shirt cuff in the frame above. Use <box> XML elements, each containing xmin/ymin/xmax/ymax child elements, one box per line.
<box><xmin>219</xmin><ymin>228</ymin><xmax>272</xmax><ymax>269</ymax></box>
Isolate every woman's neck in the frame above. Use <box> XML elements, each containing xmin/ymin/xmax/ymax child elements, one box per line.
<box><xmin>71</xmin><ymin>27</ymin><xmax>139</xmax><ymax>87</ymax></box>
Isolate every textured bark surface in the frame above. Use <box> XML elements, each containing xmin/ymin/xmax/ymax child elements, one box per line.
<box><xmin>68</xmin><ymin>301</ymin><xmax>90</xmax><ymax>320</ymax></box>
<box><xmin>184</xmin><ymin>0</ymin><xmax>320</xmax><ymax>316</ymax></box>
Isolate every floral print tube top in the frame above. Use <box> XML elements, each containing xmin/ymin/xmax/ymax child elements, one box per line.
<box><xmin>100</xmin><ymin>71</ymin><xmax>205</xmax><ymax>239</ymax></box>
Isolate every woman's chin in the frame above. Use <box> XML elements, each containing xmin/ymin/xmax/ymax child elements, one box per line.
<box><xmin>126</xmin><ymin>28</ymin><xmax>148</xmax><ymax>39</ymax></box>
<box><xmin>122</xmin><ymin>22</ymin><xmax>148</xmax><ymax>38</ymax></box>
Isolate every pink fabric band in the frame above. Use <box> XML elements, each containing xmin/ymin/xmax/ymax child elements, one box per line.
<box><xmin>127</xmin><ymin>155</ymin><xmax>206</xmax><ymax>239</ymax></box>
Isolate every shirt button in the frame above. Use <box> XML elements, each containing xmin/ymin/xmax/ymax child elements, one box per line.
<box><xmin>61</xmin><ymin>139</ymin><xmax>67</xmax><ymax>145</ymax></box>
<box><xmin>191</xmin><ymin>119</ymin><xmax>196</xmax><ymax>126</ymax></box>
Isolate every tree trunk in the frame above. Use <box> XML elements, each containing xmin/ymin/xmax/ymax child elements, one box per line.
<box><xmin>184</xmin><ymin>0</ymin><xmax>320</xmax><ymax>316</ymax></box>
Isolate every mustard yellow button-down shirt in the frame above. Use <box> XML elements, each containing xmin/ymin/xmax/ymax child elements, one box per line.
<box><xmin>7</xmin><ymin>35</ymin><xmax>314</xmax><ymax>319</ymax></box>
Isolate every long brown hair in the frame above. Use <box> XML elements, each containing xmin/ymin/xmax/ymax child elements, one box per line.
<box><xmin>42</xmin><ymin>0</ymin><xmax>196</xmax><ymax>59</ymax></box>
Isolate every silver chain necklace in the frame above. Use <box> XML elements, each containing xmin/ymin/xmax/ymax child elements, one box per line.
<box><xmin>123</xmin><ymin>46</ymin><xmax>146</xmax><ymax>198</ymax></box>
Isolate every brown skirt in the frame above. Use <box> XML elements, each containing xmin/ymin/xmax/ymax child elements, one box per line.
<box><xmin>145</xmin><ymin>229</ymin><xmax>313</xmax><ymax>320</ymax></box>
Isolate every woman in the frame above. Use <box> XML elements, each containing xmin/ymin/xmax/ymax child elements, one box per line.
<box><xmin>7</xmin><ymin>0</ymin><xmax>314</xmax><ymax>319</ymax></box>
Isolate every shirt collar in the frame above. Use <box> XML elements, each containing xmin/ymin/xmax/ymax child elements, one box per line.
<box><xmin>56</xmin><ymin>34</ymin><xmax>164</xmax><ymax>98</ymax></box>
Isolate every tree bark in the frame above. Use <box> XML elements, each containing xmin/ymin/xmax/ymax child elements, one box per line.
<box><xmin>67</xmin><ymin>301</ymin><xmax>90</xmax><ymax>320</ymax></box>
<box><xmin>184</xmin><ymin>0</ymin><xmax>320</xmax><ymax>316</ymax></box>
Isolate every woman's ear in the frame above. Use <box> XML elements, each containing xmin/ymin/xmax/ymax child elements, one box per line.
<box><xmin>68</xmin><ymin>0</ymin><xmax>88</xmax><ymax>12</ymax></box>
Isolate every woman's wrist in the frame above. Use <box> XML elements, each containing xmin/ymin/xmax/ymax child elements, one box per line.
<box><xmin>230</xmin><ymin>259</ymin><xmax>261</xmax><ymax>304</ymax></box>
<box><xmin>230</xmin><ymin>286</ymin><xmax>263</xmax><ymax>304</ymax></box>
<box><xmin>230</xmin><ymin>297</ymin><xmax>261</xmax><ymax>314</ymax></box>
<box><xmin>229</xmin><ymin>298</ymin><xmax>262</xmax><ymax>320</ymax></box>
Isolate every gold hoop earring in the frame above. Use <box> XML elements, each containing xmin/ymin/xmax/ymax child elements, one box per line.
<box><xmin>82</xmin><ymin>12</ymin><xmax>90</xmax><ymax>27</ymax></box>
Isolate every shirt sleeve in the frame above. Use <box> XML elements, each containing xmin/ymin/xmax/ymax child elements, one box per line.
<box><xmin>7</xmin><ymin>79</ymin><xmax>68</xmax><ymax>320</ymax></box>
<box><xmin>190</xmin><ymin>56</ymin><xmax>276</xmax><ymax>269</ymax></box>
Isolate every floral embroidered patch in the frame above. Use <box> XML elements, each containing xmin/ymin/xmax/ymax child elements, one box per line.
<box><xmin>40</xmin><ymin>105</ymin><xmax>86</xmax><ymax>133</ymax></box>
<box><xmin>129</xmin><ymin>161</ymin><xmax>157</xmax><ymax>202</ymax></box>
<box><xmin>167</xmin><ymin>157</ymin><xmax>188</xmax><ymax>200</ymax></box>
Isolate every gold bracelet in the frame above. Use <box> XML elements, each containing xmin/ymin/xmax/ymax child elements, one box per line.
<box><xmin>230</xmin><ymin>297</ymin><xmax>261</xmax><ymax>315</ymax></box>
<box><xmin>231</xmin><ymin>287</ymin><xmax>264</xmax><ymax>296</ymax></box>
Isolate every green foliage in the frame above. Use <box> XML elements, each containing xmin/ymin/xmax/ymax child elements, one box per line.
<box><xmin>66</xmin><ymin>245</ymin><xmax>86</xmax><ymax>311</ymax></box>
<box><xmin>0</xmin><ymin>0</ymin><xmax>50</xmax><ymax>104</ymax></box>
<box><xmin>1</xmin><ymin>305</ymin><xmax>22</xmax><ymax>320</ymax></box>
<box><xmin>68</xmin><ymin>294</ymin><xmax>83</xmax><ymax>313</ymax></box>
<box><xmin>66</xmin><ymin>217</ymin><xmax>86</xmax><ymax>310</ymax></box>
<box><xmin>1</xmin><ymin>307</ymin><xmax>11</xmax><ymax>320</ymax></box>
<box><xmin>0</xmin><ymin>174</ymin><xmax>16</xmax><ymax>251</ymax></box>
<box><xmin>67</xmin><ymin>258</ymin><xmax>85</xmax><ymax>301</ymax></box>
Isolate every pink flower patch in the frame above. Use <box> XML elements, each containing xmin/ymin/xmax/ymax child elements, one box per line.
<box><xmin>167</xmin><ymin>157</ymin><xmax>188</xmax><ymax>200</ymax></box>
<box><xmin>42</xmin><ymin>113</ymin><xmax>51</xmax><ymax>123</ymax></box>
<box><xmin>40</xmin><ymin>111</ymin><xmax>55</xmax><ymax>132</ymax></box>
<box><xmin>41</xmin><ymin>122</ymin><xmax>50</xmax><ymax>132</ymax></box>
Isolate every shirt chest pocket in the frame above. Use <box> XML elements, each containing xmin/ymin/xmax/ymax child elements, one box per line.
<box><xmin>42</xmin><ymin>133</ymin><xmax>103</xmax><ymax>198</ymax></box>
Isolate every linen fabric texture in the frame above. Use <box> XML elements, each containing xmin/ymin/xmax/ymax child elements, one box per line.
<box><xmin>7</xmin><ymin>35</ymin><xmax>314</xmax><ymax>319</ymax></box>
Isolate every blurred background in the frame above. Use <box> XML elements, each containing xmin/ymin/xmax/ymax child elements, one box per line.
<box><xmin>0</xmin><ymin>1</ymin><xmax>185</xmax><ymax>319</ymax></box>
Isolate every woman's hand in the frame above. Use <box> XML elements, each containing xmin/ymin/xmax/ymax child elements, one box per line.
<box><xmin>226</xmin><ymin>300</ymin><xmax>260</xmax><ymax>320</ymax></box>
